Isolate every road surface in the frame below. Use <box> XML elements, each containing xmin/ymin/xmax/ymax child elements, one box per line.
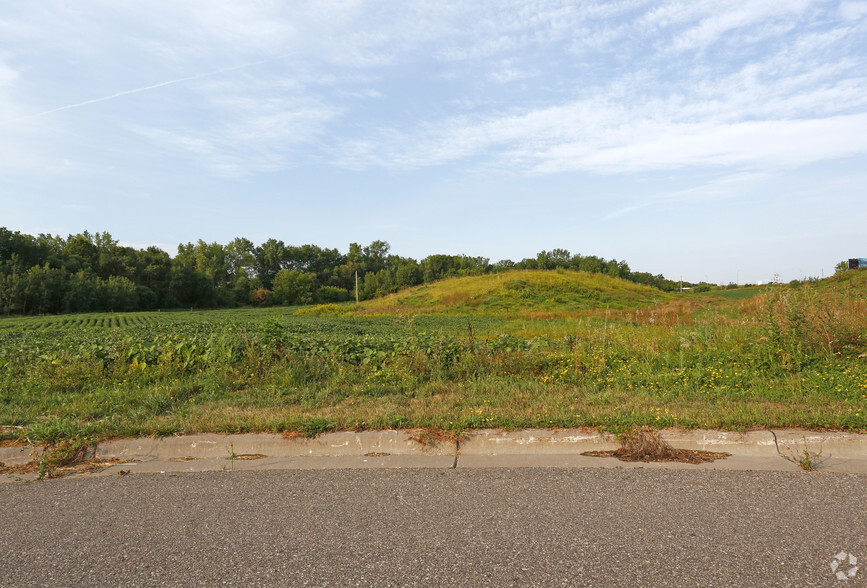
<box><xmin>1</xmin><ymin>468</ymin><xmax>864</xmax><ymax>586</ymax></box>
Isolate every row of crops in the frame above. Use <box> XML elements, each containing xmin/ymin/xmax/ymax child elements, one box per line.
<box><xmin>0</xmin><ymin>309</ymin><xmax>515</xmax><ymax>373</ymax></box>
<box><xmin>0</xmin><ymin>314</ymin><xmax>160</xmax><ymax>331</ymax></box>
<box><xmin>0</xmin><ymin>307</ymin><xmax>301</xmax><ymax>333</ymax></box>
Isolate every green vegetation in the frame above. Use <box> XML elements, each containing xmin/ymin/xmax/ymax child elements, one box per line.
<box><xmin>1</xmin><ymin>227</ymin><xmax>680</xmax><ymax>317</ymax></box>
<box><xmin>695</xmin><ymin>286</ymin><xmax>765</xmax><ymax>300</ymax></box>
<box><xmin>353</xmin><ymin>270</ymin><xmax>670</xmax><ymax>318</ymax></box>
<box><xmin>1</xmin><ymin>269</ymin><xmax>865</xmax><ymax>447</ymax></box>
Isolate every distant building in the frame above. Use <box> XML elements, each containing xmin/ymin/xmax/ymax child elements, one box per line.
<box><xmin>848</xmin><ymin>258</ymin><xmax>867</xmax><ymax>269</ymax></box>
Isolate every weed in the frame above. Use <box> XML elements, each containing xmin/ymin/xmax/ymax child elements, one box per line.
<box><xmin>36</xmin><ymin>438</ymin><xmax>92</xmax><ymax>479</ymax></box>
<box><xmin>784</xmin><ymin>441</ymin><xmax>825</xmax><ymax>471</ymax></box>
<box><xmin>226</xmin><ymin>443</ymin><xmax>237</xmax><ymax>471</ymax></box>
<box><xmin>795</xmin><ymin>449</ymin><xmax>823</xmax><ymax>471</ymax></box>
<box><xmin>583</xmin><ymin>426</ymin><xmax>730</xmax><ymax>464</ymax></box>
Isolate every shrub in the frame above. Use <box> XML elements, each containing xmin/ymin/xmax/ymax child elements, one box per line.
<box><xmin>316</xmin><ymin>286</ymin><xmax>351</xmax><ymax>303</ymax></box>
<box><xmin>249</xmin><ymin>288</ymin><xmax>274</xmax><ymax>306</ymax></box>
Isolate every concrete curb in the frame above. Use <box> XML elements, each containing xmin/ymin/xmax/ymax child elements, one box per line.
<box><xmin>771</xmin><ymin>430</ymin><xmax>867</xmax><ymax>458</ymax></box>
<box><xmin>0</xmin><ymin>444</ymin><xmax>34</xmax><ymax>467</ymax></box>
<box><xmin>458</xmin><ymin>428</ymin><xmax>619</xmax><ymax>455</ymax></box>
<box><xmin>2</xmin><ymin>428</ymin><xmax>866</xmax><ymax>480</ymax></box>
<box><xmin>94</xmin><ymin>430</ymin><xmax>455</xmax><ymax>461</ymax></box>
<box><xmin>458</xmin><ymin>428</ymin><xmax>781</xmax><ymax>457</ymax></box>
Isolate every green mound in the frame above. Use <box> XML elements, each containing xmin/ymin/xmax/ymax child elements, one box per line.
<box><xmin>354</xmin><ymin>269</ymin><xmax>670</xmax><ymax>317</ymax></box>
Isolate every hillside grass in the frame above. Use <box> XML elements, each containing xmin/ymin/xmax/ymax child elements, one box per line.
<box><xmin>0</xmin><ymin>270</ymin><xmax>865</xmax><ymax>449</ymax></box>
<box><xmin>695</xmin><ymin>286</ymin><xmax>765</xmax><ymax>300</ymax></box>
<box><xmin>328</xmin><ymin>269</ymin><xmax>671</xmax><ymax>319</ymax></box>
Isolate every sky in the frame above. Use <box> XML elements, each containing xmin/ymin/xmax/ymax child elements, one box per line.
<box><xmin>1</xmin><ymin>1</ymin><xmax>866</xmax><ymax>284</ymax></box>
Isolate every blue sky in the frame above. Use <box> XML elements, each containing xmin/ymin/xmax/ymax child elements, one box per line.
<box><xmin>1</xmin><ymin>1</ymin><xmax>865</xmax><ymax>284</ymax></box>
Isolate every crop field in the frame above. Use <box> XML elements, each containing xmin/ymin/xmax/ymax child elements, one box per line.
<box><xmin>1</xmin><ymin>270</ymin><xmax>865</xmax><ymax>447</ymax></box>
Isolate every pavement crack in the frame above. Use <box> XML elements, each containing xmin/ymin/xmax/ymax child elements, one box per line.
<box><xmin>768</xmin><ymin>429</ymin><xmax>784</xmax><ymax>458</ymax></box>
<box><xmin>452</xmin><ymin>438</ymin><xmax>460</xmax><ymax>469</ymax></box>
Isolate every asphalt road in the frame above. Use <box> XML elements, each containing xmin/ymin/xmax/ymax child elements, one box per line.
<box><xmin>1</xmin><ymin>468</ymin><xmax>864</xmax><ymax>587</ymax></box>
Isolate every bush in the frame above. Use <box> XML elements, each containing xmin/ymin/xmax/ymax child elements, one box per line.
<box><xmin>316</xmin><ymin>286</ymin><xmax>351</xmax><ymax>303</ymax></box>
<box><xmin>249</xmin><ymin>288</ymin><xmax>274</xmax><ymax>306</ymax></box>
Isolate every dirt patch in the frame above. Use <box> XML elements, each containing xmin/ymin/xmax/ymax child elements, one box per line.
<box><xmin>583</xmin><ymin>427</ymin><xmax>730</xmax><ymax>464</ymax></box>
<box><xmin>408</xmin><ymin>428</ymin><xmax>465</xmax><ymax>448</ymax></box>
<box><xmin>0</xmin><ymin>439</ymin><xmax>27</xmax><ymax>448</ymax></box>
<box><xmin>231</xmin><ymin>454</ymin><xmax>267</xmax><ymax>460</ymax></box>
<box><xmin>0</xmin><ymin>457</ymin><xmax>124</xmax><ymax>478</ymax></box>
<box><xmin>58</xmin><ymin>458</ymin><xmax>125</xmax><ymax>476</ymax></box>
<box><xmin>0</xmin><ymin>461</ymin><xmax>38</xmax><ymax>475</ymax></box>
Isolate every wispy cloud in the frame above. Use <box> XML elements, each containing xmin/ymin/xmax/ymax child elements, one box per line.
<box><xmin>665</xmin><ymin>0</ymin><xmax>815</xmax><ymax>53</ymax></box>
<box><xmin>604</xmin><ymin>203</ymin><xmax>647</xmax><ymax>220</ymax></box>
<box><xmin>839</xmin><ymin>1</ymin><xmax>867</xmax><ymax>21</ymax></box>
<box><xmin>129</xmin><ymin>89</ymin><xmax>341</xmax><ymax>178</ymax></box>
<box><xmin>325</xmin><ymin>1</ymin><xmax>867</xmax><ymax>177</ymax></box>
<box><xmin>0</xmin><ymin>61</ymin><xmax>271</xmax><ymax>127</ymax></box>
<box><xmin>1</xmin><ymin>0</ymin><xmax>865</xmax><ymax>183</ymax></box>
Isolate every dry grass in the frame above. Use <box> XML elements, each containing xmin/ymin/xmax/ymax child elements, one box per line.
<box><xmin>408</xmin><ymin>428</ymin><xmax>466</xmax><ymax>448</ymax></box>
<box><xmin>583</xmin><ymin>426</ymin><xmax>730</xmax><ymax>464</ymax></box>
<box><xmin>0</xmin><ymin>460</ymin><xmax>38</xmax><ymax>475</ymax></box>
<box><xmin>0</xmin><ymin>456</ymin><xmax>124</xmax><ymax>478</ymax></box>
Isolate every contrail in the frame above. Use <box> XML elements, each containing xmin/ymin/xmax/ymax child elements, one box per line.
<box><xmin>0</xmin><ymin>60</ymin><xmax>270</xmax><ymax>127</ymax></box>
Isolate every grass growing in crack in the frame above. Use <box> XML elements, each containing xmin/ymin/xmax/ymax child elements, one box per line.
<box><xmin>226</xmin><ymin>443</ymin><xmax>237</xmax><ymax>471</ymax></box>
<box><xmin>36</xmin><ymin>438</ymin><xmax>91</xmax><ymax>479</ymax></box>
<box><xmin>785</xmin><ymin>443</ymin><xmax>825</xmax><ymax>471</ymax></box>
<box><xmin>795</xmin><ymin>449</ymin><xmax>823</xmax><ymax>471</ymax></box>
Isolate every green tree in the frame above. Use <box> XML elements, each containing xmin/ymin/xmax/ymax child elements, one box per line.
<box><xmin>394</xmin><ymin>261</ymin><xmax>422</xmax><ymax>289</ymax></box>
<box><xmin>315</xmin><ymin>285</ymin><xmax>350</xmax><ymax>303</ymax></box>
<box><xmin>63</xmin><ymin>270</ymin><xmax>99</xmax><ymax>313</ymax></box>
<box><xmin>98</xmin><ymin>275</ymin><xmax>139</xmax><ymax>311</ymax></box>
<box><xmin>362</xmin><ymin>240</ymin><xmax>390</xmax><ymax>273</ymax></box>
<box><xmin>253</xmin><ymin>239</ymin><xmax>285</xmax><ymax>288</ymax></box>
<box><xmin>226</xmin><ymin>237</ymin><xmax>256</xmax><ymax>279</ymax></box>
<box><xmin>272</xmin><ymin>269</ymin><xmax>315</xmax><ymax>305</ymax></box>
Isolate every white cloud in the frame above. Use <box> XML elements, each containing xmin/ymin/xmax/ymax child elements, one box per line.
<box><xmin>333</xmin><ymin>67</ymin><xmax>867</xmax><ymax>174</ymax></box>
<box><xmin>667</xmin><ymin>0</ymin><xmax>814</xmax><ymax>52</ymax></box>
<box><xmin>129</xmin><ymin>89</ymin><xmax>341</xmax><ymax>178</ymax></box>
<box><xmin>537</xmin><ymin>114</ymin><xmax>867</xmax><ymax>173</ymax></box>
<box><xmin>839</xmin><ymin>1</ymin><xmax>867</xmax><ymax>21</ymax></box>
<box><xmin>1</xmin><ymin>0</ymin><xmax>865</xmax><ymax>183</ymax></box>
<box><xmin>0</xmin><ymin>60</ymin><xmax>17</xmax><ymax>87</ymax></box>
<box><xmin>488</xmin><ymin>60</ymin><xmax>537</xmax><ymax>83</ymax></box>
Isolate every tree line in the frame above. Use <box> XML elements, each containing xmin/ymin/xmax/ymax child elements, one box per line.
<box><xmin>0</xmin><ymin>228</ymin><xmax>680</xmax><ymax>315</ymax></box>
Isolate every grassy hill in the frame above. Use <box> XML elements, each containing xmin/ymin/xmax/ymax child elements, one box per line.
<box><xmin>351</xmin><ymin>269</ymin><xmax>671</xmax><ymax>318</ymax></box>
<box><xmin>813</xmin><ymin>265</ymin><xmax>867</xmax><ymax>295</ymax></box>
